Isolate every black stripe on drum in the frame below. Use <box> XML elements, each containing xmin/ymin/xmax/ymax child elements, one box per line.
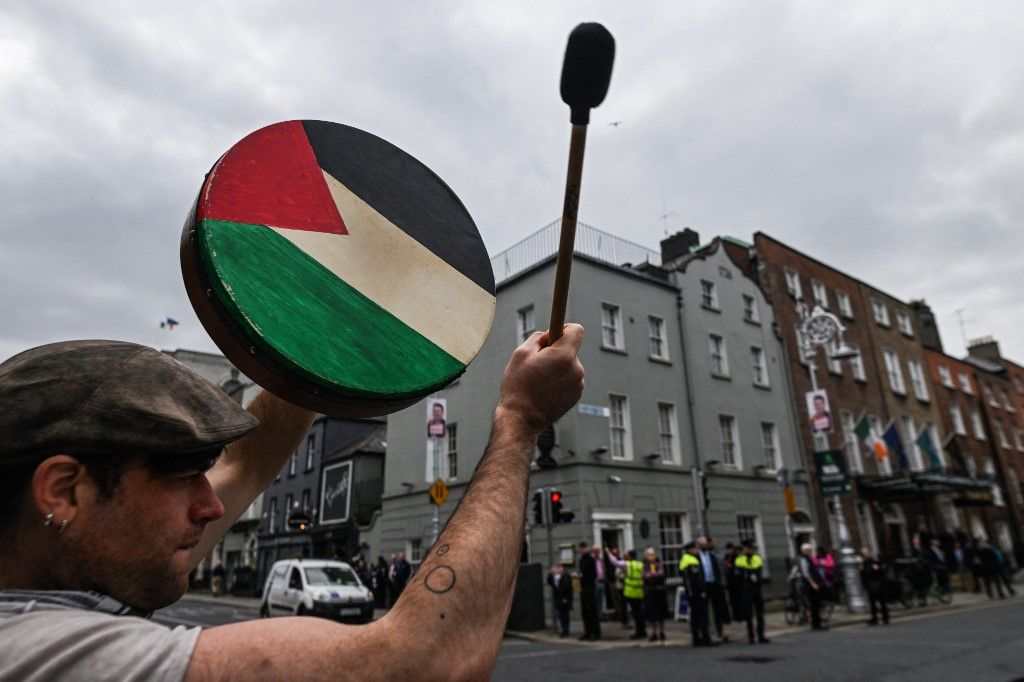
<box><xmin>301</xmin><ymin>120</ymin><xmax>495</xmax><ymax>295</ymax></box>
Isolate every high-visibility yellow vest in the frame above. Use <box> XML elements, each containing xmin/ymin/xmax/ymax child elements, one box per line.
<box><xmin>679</xmin><ymin>553</ymin><xmax>700</xmax><ymax>571</ymax></box>
<box><xmin>623</xmin><ymin>560</ymin><xmax>644</xmax><ymax>599</ymax></box>
<box><xmin>734</xmin><ymin>554</ymin><xmax>763</xmax><ymax>570</ymax></box>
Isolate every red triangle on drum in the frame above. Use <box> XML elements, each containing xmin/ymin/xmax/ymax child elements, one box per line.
<box><xmin>198</xmin><ymin>120</ymin><xmax>347</xmax><ymax>235</ymax></box>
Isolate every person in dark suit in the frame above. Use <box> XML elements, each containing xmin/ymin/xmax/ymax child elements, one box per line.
<box><xmin>577</xmin><ymin>541</ymin><xmax>601</xmax><ymax>640</ymax></box>
<box><xmin>547</xmin><ymin>565</ymin><xmax>574</xmax><ymax>637</ymax></box>
<box><xmin>860</xmin><ymin>547</ymin><xmax>889</xmax><ymax>625</ymax></box>
<box><xmin>698</xmin><ymin>536</ymin><xmax>731</xmax><ymax>641</ymax></box>
<box><xmin>680</xmin><ymin>541</ymin><xmax>713</xmax><ymax>647</ymax></box>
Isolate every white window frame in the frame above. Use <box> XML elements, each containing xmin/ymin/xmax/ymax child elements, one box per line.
<box><xmin>907</xmin><ymin>358</ymin><xmax>929</xmax><ymax>402</ymax></box>
<box><xmin>1014</xmin><ymin>426</ymin><xmax>1024</xmax><ymax>452</ymax></box>
<box><xmin>950</xmin><ymin>404</ymin><xmax>967</xmax><ymax>436</ymax></box>
<box><xmin>516</xmin><ymin>305</ymin><xmax>536</xmax><ymax>343</ymax></box>
<box><xmin>709</xmin><ymin>334</ymin><xmax>729</xmax><ymax>377</ymax></box>
<box><xmin>751</xmin><ymin>346</ymin><xmax>769</xmax><ymax>387</ymax></box>
<box><xmin>658</xmin><ymin>512</ymin><xmax>691</xmax><ymax>579</ymax></box>
<box><xmin>825</xmin><ymin>338</ymin><xmax>843</xmax><ymax>375</ymax></box>
<box><xmin>840</xmin><ymin>410</ymin><xmax>863</xmax><ymax>474</ymax></box>
<box><xmin>288</xmin><ymin>452</ymin><xmax>298</xmax><ymax>477</ymax></box>
<box><xmin>938</xmin><ymin>365</ymin><xmax>954</xmax><ymax>388</ymax></box>
<box><xmin>849</xmin><ymin>344</ymin><xmax>866</xmax><ymax>381</ymax></box>
<box><xmin>983</xmin><ymin>385</ymin><xmax>999</xmax><ymax>408</ymax></box>
<box><xmin>811</xmin><ymin>279</ymin><xmax>828</xmax><ymax>309</ymax></box>
<box><xmin>601</xmin><ymin>303</ymin><xmax>624</xmax><ymax>350</ymax></box>
<box><xmin>268</xmin><ymin>497</ymin><xmax>278</xmax><ymax>534</ymax></box>
<box><xmin>657</xmin><ymin>402</ymin><xmax>682</xmax><ymax>465</ymax></box>
<box><xmin>609</xmin><ymin>394</ymin><xmax>633</xmax><ymax>461</ymax></box>
<box><xmin>1001</xmin><ymin>388</ymin><xmax>1015</xmax><ymax>412</ymax></box>
<box><xmin>305</xmin><ymin>432</ymin><xmax>318</xmax><ymax>471</ymax></box>
<box><xmin>648</xmin><ymin>315</ymin><xmax>669</xmax><ymax>361</ymax></box>
<box><xmin>836</xmin><ymin>291</ymin><xmax>853</xmax><ymax>318</ymax></box>
<box><xmin>719</xmin><ymin>414</ymin><xmax>742</xmax><ymax>469</ymax></box>
<box><xmin>760</xmin><ymin>421</ymin><xmax>780</xmax><ymax>472</ymax></box>
<box><xmin>406</xmin><ymin>539</ymin><xmax>423</xmax><ymax>566</ymax></box>
<box><xmin>872</xmin><ymin>299</ymin><xmax>890</xmax><ymax>327</ymax></box>
<box><xmin>994</xmin><ymin>421</ymin><xmax>1010</xmax><ymax>449</ymax></box>
<box><xmin>784</xmin><ymin>268</ymin><xmax>802</xmax><ymax>298</ymax></box>
<box><xmin>958</xmin><ymin>371</ymin><xmax>973</xmax><ymax>394</ymax></box>
<box><xmin>970</xmin><ymin>409</ymin><xmax>986</xmax><ymax>441</ymax></box>
<box><xmin>700</xmin><ymin>280</ymin><xmax>719</xmax><ymax>310</ymax></box>
<box><xmin>742</xmin><ymin>294</ymin><xmax>760</xmax><ymax>324</ymax></box>
<box><xmin>896</xmin><ymin>311</ymin><xmax>914</xmax><ymax>337</ymax></box>
<box><xmin>883</xmin><ymin>348</ymin><xmax>906</xmax><ymax>395</ymax></box>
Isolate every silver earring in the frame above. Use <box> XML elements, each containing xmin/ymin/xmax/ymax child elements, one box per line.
<box><xmin>43</xmin><ymin>513</ymin><xmax>54</xmax><ymax>527</ymax></box>
<box><xmin>58</xmin><ymin>519</ymin><xmax>69</xmax><ymax>533</ymax></box>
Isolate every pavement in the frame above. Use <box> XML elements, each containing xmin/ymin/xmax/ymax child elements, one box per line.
<box><xmin>505</xmin><ymin>589</ymin><xmax>1024</xmax><ymax>648</ymax></box>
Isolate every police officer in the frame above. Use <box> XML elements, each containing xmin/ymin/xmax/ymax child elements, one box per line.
<box><xmin>734</xmin><ymin>539</ymin><xmax>769</xmax><ymax>644</ymax></box>
<box><xmin>679</xmin><ymin>541</ymin><xmax>713</xmax><ymax>647</ymax></box>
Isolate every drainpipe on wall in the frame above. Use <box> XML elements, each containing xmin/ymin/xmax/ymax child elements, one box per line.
<box><xmin>674</xmin><ymin>291</ymin><xmax>707</xmax><ymax>536</ymax></box>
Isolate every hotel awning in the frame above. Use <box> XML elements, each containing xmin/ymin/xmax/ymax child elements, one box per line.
<box><xmin>857</xmin><ymin>472</ymin><xmax>993</xmax><ymax>504</ymax></box>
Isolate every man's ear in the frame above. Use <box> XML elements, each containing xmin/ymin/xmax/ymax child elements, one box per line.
<box><xmin>31</xmin><ymin>455</ymin><xmax>91</xmax><ymax>524</ymax></box>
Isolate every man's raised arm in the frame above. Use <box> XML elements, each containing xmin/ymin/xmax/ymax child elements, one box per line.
<box><xmin>189</xmin><ymin>391</ymin><xmax>315</xmax><ymax>570</ymax></box>
<box><xmin>187</xmin><ymin>324</ymin><xmax>585</xmax><ymax>681</ymax></box>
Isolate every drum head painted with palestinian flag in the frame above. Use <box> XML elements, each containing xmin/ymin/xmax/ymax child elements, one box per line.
<box><xmin>181</xmin><ymin>120</ymin><xmax>495</xmax><ymax>417</ymax></box>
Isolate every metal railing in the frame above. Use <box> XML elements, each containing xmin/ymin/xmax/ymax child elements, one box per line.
<box><xmin>490</xmin><ymin>220</ymin><xmax>661</xmax><ymax>285</ymax></box>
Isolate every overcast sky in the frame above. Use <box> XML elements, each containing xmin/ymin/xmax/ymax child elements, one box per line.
<box><xmin>2</xmin><ymin>1</ymin><xmax>1022</xmax><ymax>365</ymax></box>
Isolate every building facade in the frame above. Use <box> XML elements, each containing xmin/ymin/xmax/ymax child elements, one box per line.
<box><xmin>381</xmin><ymin>224</ymin><xmax>814</xmax><ymax>606</ymax></box>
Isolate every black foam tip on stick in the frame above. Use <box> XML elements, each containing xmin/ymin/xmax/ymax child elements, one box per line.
<box><xmin>560</xmin><ymin>22</ymin><xmax>616</xmax><ymax>125</ymax></box>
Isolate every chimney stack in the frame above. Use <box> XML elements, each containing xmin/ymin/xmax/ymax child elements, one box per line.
<box><xmin>660</xmin><ymin>228</ymin><xmax>700</xmax><ymax>265</ymax></box>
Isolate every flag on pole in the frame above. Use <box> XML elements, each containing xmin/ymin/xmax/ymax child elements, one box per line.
<box><xmin>915</xmin><ymin>425</ymin><xmax>944</xmax><ymax>471</ymax></box>
<box><xmin>159</xmin><ymin>317</ymin><xmax>179</xmax><ymax>330</ymax></box>
<box><xmin>943</xmin><ymin>432</ymin><xmax>967</xmax><ymax>472</ymax></box>
<box><xmin>854</xmin><ymin>413</ymin><xmax>889</xmax><ymax>461</ymax></box>
<box><xmin>882</xmin><ymin>421</ymin><xmax>910</xmax><ymax>471</ymax></box>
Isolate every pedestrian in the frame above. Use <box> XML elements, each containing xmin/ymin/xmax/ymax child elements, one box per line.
<box><xmin>860</xmin><ymin>547</ymin><xmax>889</xmax><ymax>625</ymax></box>
<box><xmin>813</xmin><ymin>546</ymin><xmax>836</xmax><ymax>603</ymax></box>
<box><xmin>926</xmin><ymin>538</ymin><xmax>951</xmax><ymax>596</ymax></box>
<box><xmin>210</xmin><ymin>563</ymin><xmax>225</xmax><ymax>598</ymax></box>
<box><xmin>389</xmin><ymin>552</ymin><xmax>411</xmax><ymax>604</ymax></box>
<box><xmin>909</xmin><ymin>537</ymin><xmax>932</xmax><ymax>606</ymax></box>
<box><xmin>680</xmin><ymin>541</ymin><xmax>714</xmax><ymax>647</ymax></box>
<box><xmin>734</xmin><ymin>539</ymin><xmax>768</xmax><ymax>644</ymax></box>
<box><xmin>0</xmin><ymin>325</ymin><xmax>586</xmax><ymax>678</ymax></box>
<box><xmin>797</xmin><ymin>543</ymin><xmax>826</xmax><ymax>630</ymax></box>
<box><xmin>547</xmin><ymin>565</ymin><xmax>573</xmax><ymax>637</ymax></box>
<box><xmin>591</xmin><ymin>545</ymin><xmax>607</xmax><ymax>622</ymax></box>
<box><xmin>975</xmin><ymin>540</ymin><xmax>1006</xmax><ymax>599</ymax></box>
<box><xmin>642</xmin><ymin>548</ymin><xmax>667</xmax><ymax>642</ymax></box>
<box><xmin>697</xmin><ymin>536</ymin><xmax>731</xmax><ymax>641</ymax></box>
<box><xmin>990</xmin><ymin>544</ymin><xmax>1017</xmax><ymax>597</ymax></box>
<box><xmin>372</xmin><ymin>556</ymin><xmax>388</xmax><ymax>609</ymax></box>
<box><xmin>724</xmin><ymin>542</ymin><xmax>743</xmax><ymax>622</ymax></box>
<box><xmin>607</xmin><ymin>547</ymin><xmax>630</xmax><ymax>629</ymax></box>
<box><xmin>608</xmin><ymin>548</ymin><xmax>645</xmax><ymax>639</ymax></box>
<box><xmin>577</xmin><ymin>541</ymin><xmax>601</xmax><ymax>640</ymax></box>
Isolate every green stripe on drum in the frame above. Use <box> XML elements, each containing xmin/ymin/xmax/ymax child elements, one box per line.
<box><xmin>197</xmin><ymin>219</ymin><xmax>466</xmax><ymax>399</ymax></box>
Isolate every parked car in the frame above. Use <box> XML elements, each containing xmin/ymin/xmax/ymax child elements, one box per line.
<box><xmin>260</xmin><ymin>559</ymin><xmax>375</xmax><ymax>623</ymax></box>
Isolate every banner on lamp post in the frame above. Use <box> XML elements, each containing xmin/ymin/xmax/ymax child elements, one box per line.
<box><xmin>814</xmin><ymin>449</ymin><xmax>852</xmax><ymax>496</ymax></box>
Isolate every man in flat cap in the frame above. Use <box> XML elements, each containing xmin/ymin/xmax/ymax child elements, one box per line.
<box><xmin>0</xmin><ymin>326</ymin><xmax>585</xmax><ymax>680</ymax></box>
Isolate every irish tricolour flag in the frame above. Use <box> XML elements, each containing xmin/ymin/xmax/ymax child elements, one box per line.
<box><xmin>195</xmin><ymin>121</ymin><xmax>495</xmax><ymax>401</ymax></box>
<box><xmin>854</xmin><ymin>413</ymin><xmax>889</xmax><ymax>461</ymax></box>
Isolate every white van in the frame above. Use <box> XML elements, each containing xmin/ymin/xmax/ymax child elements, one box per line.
<box><xmin>259</xmin><ymin>559</ymin><xmax>374</xmax><ymax>623</ymax></box>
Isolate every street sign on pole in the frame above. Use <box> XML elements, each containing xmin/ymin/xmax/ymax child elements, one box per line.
<box><xmin>814</xmin><ymin>449</ymin><xmax>852</xmax><ymax>496</ymax></box>
<box><xmin>429</xmin><ymin>478</ymin><xmax>449</xmax><ymax>506</ymax></box>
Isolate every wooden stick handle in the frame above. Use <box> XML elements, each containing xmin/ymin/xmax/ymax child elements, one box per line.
<box><xmin>548</xmin><ymin>123</ymin><xmax>589</xmax><ymax>342</ymax></box>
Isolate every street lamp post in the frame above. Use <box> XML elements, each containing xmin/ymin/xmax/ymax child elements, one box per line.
<box><xmin>796</xmin><ymin>298</ymin><xmax>867</xmax><ymax>614</ymax></box>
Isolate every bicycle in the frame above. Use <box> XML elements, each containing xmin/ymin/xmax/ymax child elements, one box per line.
<box><xmin>783</xmin><ymin>579</ymin><xmax>834</xmax><ymax>626</ymax></box>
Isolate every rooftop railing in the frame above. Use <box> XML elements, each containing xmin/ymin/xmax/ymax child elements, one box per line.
<box><xmin>490</xmin><ymin>220</ymin><xmax>661</xmax><ymax>285</ymax></box>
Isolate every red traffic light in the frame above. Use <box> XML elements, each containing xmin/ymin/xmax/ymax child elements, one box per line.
<box><xmin>550</xmin><ymin>490</ymin><xmax>562</xmax><ymax>504</ymax></box>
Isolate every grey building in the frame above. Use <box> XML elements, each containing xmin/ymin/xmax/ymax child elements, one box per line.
<box><xmin>381</xmin><ymin>223</ymin><xmax>814</xmax><ymax>606</ymax></box>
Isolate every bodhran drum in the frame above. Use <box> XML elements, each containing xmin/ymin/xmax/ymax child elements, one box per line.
<box><xmin>181</xmin><ymin>120</ymin><xmax>496</xmax><ymax>417</ymax></box>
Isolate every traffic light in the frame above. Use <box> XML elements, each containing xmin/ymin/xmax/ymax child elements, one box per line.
<box><xmin>532</xmin><ymin>489</ymin><xmax>546</xmax><ymax>525</ymax></box>
<box><xmin>700</xmin><ymin>471</ymin><xmax>710</xmax><ymax>511</ymax></box>
<box><xmin>549</xmin><ymin>488</ymin><xmax>575</xmax><ymax>524</ymax></box>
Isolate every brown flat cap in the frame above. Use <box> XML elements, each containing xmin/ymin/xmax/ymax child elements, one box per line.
<box><xmin>0</xmin><ymin>340</ymin><xmax>259</xmax><ymax>471</ymax></box>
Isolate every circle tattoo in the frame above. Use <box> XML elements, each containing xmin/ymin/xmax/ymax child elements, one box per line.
<box><xmin>435</xmin><ymin>544</ymin><xmax>450</xmax><ymax>557</ymax></box>
<box><xmin>424</xmin><ymin>565</ymin><xmax>457</xmax><ymax>594</ymax></box>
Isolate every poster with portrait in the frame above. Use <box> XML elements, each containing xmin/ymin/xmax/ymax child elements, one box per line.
<box><xmin>427</xmin><ymin>398</ymin><xmax>447</xmax><ymax>438</ymax></box>
<box><xmin>805</xmin><ymin>389</ymin><xmax>833</xmax><ymax>433</ymax></box>
<box><xmin>319</xmin><ymin>460</ymin><xmax>352</xmax><ymax>525</ymax></box>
